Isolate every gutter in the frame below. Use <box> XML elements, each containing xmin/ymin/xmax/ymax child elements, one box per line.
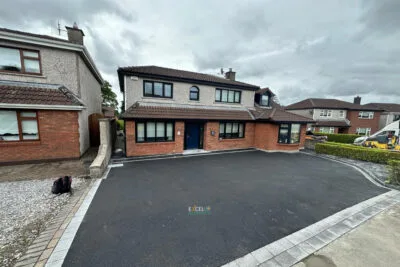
<box><xmin>0</xmin><ymin>103</ymin><xmax>86</xmax><ymax>111</ymax></box>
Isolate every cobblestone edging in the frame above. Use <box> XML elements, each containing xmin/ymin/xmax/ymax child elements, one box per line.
<box><xmin>222</xmin><ymin>190</ymin><xmax>400</xmax><ymax>267</ymax></box>
<box><xmin>14</xmin><ymin>179</ymin><xmax>98</xmax><ymax>267</ymax></box>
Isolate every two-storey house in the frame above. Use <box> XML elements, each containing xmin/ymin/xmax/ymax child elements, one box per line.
<box><xmin>363</xmin><ymin>103</ymin><xmax>400</xmax><ymax>129</ymax></box>
<box><xmin>118</xmin><ymin>66</ymin><xmax>312</xmax><ymax>156</ymax></box>
<box><xmin>0</xmin><ymin>25</ymin><xmax>103</xmax><ymax>164</ymax></box>
<box><xmin>285</xmin><ymin>97</ymin><xmax>382</xmax><ymax>135</ymax></box>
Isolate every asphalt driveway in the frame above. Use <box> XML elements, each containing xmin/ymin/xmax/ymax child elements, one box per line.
<box><xmin>63</xmin><ymin>151</ymin><xmax>387</xmax><ymax>267</ymax></box>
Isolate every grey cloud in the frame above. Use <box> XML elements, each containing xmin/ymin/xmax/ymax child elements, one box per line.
<box><xmin>0</xmin><ymin>0</ymin><xmax>135</xmax><ymax>26</ymax></box>
<box><xmin>360</xmin><ymin>0</ymin><xmax>400</xmax><ymax>34</ymax></box>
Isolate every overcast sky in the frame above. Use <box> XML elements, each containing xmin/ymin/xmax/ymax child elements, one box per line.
<box><xmin>1</xmin><ymin>0</ymin><xmax>399</xmax><ymax>106</ymax></box>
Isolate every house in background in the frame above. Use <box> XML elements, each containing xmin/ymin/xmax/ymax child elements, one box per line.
<box><xmin>0</xmin><ymin>24</ymin><xmax>103</xmax><ymax>164</ymax></box>
<box><xmin>363</xmin><ymin>103</ymin><xmax>400</xmax><ymax>129</ymax></box>
<box><xmin>118</xmin><ymin>66</ymin><xmax>312</xmax><ymax>157</ymax></box>
<box><xmin>285</xmin><ymin>96</ymin><xmax>382</xmax><ymax>135</ymax></box>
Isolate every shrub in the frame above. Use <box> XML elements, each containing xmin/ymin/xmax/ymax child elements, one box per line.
<box><xmin>315</xmin><ymin>142</ymin><xmax>400</xmax><ymax>164</ymax></box>
<box><xmin>387</xmin><ymin>160</ymin><xmax>400</xmax><ymax>185</ymax></box>
<box><xmin>116</xmin><ymin>120</ymin><xmax>124</xmax><ymax>130</ymax></box>
<box><xmin>313</xmin><ymin>133</ymin><xmax>362</xmax><ymax>144</ymax></box>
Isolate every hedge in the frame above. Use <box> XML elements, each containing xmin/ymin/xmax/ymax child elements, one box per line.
<box><xmin>387</xmin><ymin>160</ymin><xmax>400</xmax><ymax>185</ymax></box>
<box><xmin>314</xmin><ymin>133</ymin><xmax>362</xmax><ymax>144</ymax></box>
<box><xmin>315</xmin><ymin>142</ymin><xmax>400</xmax><ymax>164</ymax></box>
<box><xmin>116</xmin><ymin>120</ymin><xmax>124</xmax><ymax>130</ymax></box>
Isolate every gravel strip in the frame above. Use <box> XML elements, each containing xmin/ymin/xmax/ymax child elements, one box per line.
<box><xmin>0</xmin><ymin>178</ymin><xmax>91</xmax><ymax>267</ymax></box>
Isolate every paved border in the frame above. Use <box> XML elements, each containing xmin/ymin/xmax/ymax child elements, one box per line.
<box><xmin>44</xmin><ymin>179</ymin><xmax>102</xmax><ymax>267</ymax></box>
<box><xmin>13</xmin><ymin>180</ymin><xmax>97</xmax><ymax>267</ymax></box>
<box><xmin>221</xmin><ymin>190</ymin><xmax>400</xmax><ymax>267</ymax></box>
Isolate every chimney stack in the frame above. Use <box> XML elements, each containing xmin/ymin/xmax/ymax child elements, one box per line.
<box><xmin>65</xmin><ymin>22</ymin><xmax>85</xmax><ymax>45</ymax></box>
<box><xmin>224</xmin><ymin>68</ymin><xmax>236</xmax><ymax>81</ymax></box>
<box><xmin>354</xmin><ymin>96</ymin><xmax>361</xmax><ymax>105</ymax></box>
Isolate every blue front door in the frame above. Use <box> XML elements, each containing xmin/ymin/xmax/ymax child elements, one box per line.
<box><xmin>185</xmin><ymin>123</ymin><xmax>200</xmax><ymax>149</ymax></box>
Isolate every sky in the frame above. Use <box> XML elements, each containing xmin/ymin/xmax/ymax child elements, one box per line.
<box><xmin>0</xmin><ymin>0</ymin><xmax>399</xmax><ymax>106</ymax></box>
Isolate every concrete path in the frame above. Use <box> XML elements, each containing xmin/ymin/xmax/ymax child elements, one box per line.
<box><xmin>294</xmin><ymin>203</ymin><xmax>400</xmax><ymax>267</ymax></box>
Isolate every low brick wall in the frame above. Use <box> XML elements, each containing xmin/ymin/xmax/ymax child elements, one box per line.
<box><xmin>254</xmin><ymin>123</ymin><xmax>306</xmax><ymax>151</ymax></box>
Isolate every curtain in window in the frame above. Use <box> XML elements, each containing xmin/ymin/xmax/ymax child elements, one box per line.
<box><xmin>154</xmin><ymin>83</ymin><xmax>163</xmax><ymax>96</ymax></box>
<box><xmin>21</xmin><ymin>120</ymin><xmax>39</xmax><ymax>140</ymax></box>
<box><xmin>146</xmin><ymin>122</ymin><xmax>156</xmax><ymax>141</ymax></box>
<box><xmin>228</xmin><ymin>91</ymin><xmax>235</xmax><ymax>103</ymax></box>
<box><xmin>221</xmin><ymin>90</ymin><xmax>228</xmax><ymax>102</ymax></box>
<box><xmin>0</xmin><ymin>111</ymin><xmax>19</xmax><ymax>141</ymax></box>
<box><xmin>166</xmin><ymin>123</ymin><xmax>173</xmax><ymax>141</ymax></box>
<box><xmin>290</xmin><ymin>124</ymin><xmax>300</xmax><ymax>143</ymax></box>
<box><xmin>144</xmin><ymin>82</ymin><xmax>152</xmax><ymax>95</ymax></box>
<box><xmin>164</xmin><ymin>84</ymin><xmax>172</xmax><ymax>97</ymax></box>
<box><xmin>137</xmin><ymin>123</ymin><xmax>145</xmax><ymax>142</ymax></box>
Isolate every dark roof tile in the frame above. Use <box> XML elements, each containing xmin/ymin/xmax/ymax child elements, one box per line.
<box><xmin>285</xmin><ymin>98</ymin><xmax>382</xmax><ymax>111</ymax></box>
<box><xmin>118</xmin><ymin>66</ymin><xmax>260</xmax><ymax>91</ymax></box>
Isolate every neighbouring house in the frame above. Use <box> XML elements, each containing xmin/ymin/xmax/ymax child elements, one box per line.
<box><xmin>118</xmin><ymin>66</ymin><xmax>312</xmax><ymax>156</ymax></box>
<box><xmin>285</xmin><ymin>96</ymin><xmax>382</xmax><ymax>135</ymax></box>
<box><xmin>0</xmin><ymin>25</ymin><xmax>103</xmax><ymax>164</ymax></box>
<box><xmin>363</xmin><ymin>103</ymin><xmax>400</xmax><ymax>129</ymax></box>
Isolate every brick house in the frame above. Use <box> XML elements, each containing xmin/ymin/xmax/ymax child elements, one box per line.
<box><xmin>363</xmin><ymin>103</ymin><xmax>400</xmax><ymax>129</ymax></box>
<box><xmin>0</xmin><ymin>25</ymin><xmax>103</xmax><ymax>164</ymax></box>
<box><xmin>285</xmin><ymin>97</ymin><xmax>382</xmax><ymax>135</ymax></box>
<box><xmin>118</xmin><ymin>66</ymin><xmax>312</xmax><ymax>156</ymax></box>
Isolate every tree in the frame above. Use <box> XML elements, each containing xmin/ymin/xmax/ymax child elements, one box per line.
<box><xmin>101</xmin><ymin>81</ymin><xmax>118</xmax><ymax>108</ymax></box>
<box><xmin>120</xmin><ymin>100</ymin><xmax>125</xmax><ymax>114</ymax></box>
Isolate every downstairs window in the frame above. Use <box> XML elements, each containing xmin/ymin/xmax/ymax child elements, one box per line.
<box><xmin>136</xmin><ymin>121</ymin><xmax>174</xmax><ymax>143</ymax></box>
<box><xmin>278</xmin><ymin>124</ymin><xmax>301</xmax><ymax>144</ymax></box>
<box><xmin>219</xmin><ymin>122</ymin><xmax>245</xmax><ymax>139</ymax></box>
<box><xmin>0</xmin><ymin>110</ymin><xmax>39</xmax><ymax>141</ymax></box>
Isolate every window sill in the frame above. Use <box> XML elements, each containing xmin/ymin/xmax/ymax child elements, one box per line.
<box><xmin>0</xmin><ymin>140</ymin><xmax>41</xmax><ymax>146</ymax></box>
<box><xmin>218</xmin><ymin>138</ymin><xmax>245</xmax><ymax>141</ymax></box>
<box><xmin>213</xmin><ymin>102</ymin><xmax>242</xmax><ymax>105</ymax></box>
<box><xmin>277</xmin><ymin>143</ymin><xmax>300</xmax><ymax>146</ymax></box>
<box><xmin>142</xmin><ymin>97</ymin><xmax>174</xmax><ymax>101</ymax></box>
<box><xmin>135</xmin><ymin>141</ymin><xmax>175</xmax><ymax>145</ymax></box>
<box><xmin>0</xmin><ymin>72</ymin><xmax>46</xmax><ymax>79</ymax></box>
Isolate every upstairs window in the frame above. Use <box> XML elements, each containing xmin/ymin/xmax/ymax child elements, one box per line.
<box><xmin>320</xmin><ymin>109</ymin><xmax>332</xmax><ymax>117</ymax></box>
<box><xmin>358</xmin><ymin>111</ymin><xmax>374</xmax><ymax>119</ymax></box>
<box><xmin>339</xmin><ymin>110</ymin><xmax>345</xmax><ymax>118</ymax></box>
<box><xmin>0</xmin><ymin>110</ymin><xmax>39</xmax><ymax>141</ymax></box>
<box><xmin>143</xmin><ymin>81</ymin><xmax>173</xmax><ymax>98</ymax></box>
<box><xmin>215</xmin><ymin>89</ymin><xmax>241</xmax><ymax>103</ymax></box>
<box><xmin>0</xmin><ymin>46</ymin><xmax>41</xmax><ymax>74</ymax></box>
<box><xmin>260</xmin><ymin>94</ymin><xmax>270</xmax><ymax>106</ymax></box>
<box><xmin>189</xmin><ymin>86</ymin><xmax>199</xmax><ymax>100</ymax></box>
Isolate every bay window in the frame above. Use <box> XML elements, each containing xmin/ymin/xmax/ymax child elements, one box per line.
<box><xmin>278</xmin><ymin>123</ymin><xmax>301</xmax><ymax>144</ymax></box>
<box><xmin>0</xmin><ymin>110</ymin><xmax>39</xmax><ymax>141</ymax></box>
<box><xmin>0</xmin><ymin>46</ymin><xmax>41</xmax><ymax>74</ymax></box>
<box><xmin>219</xmin><ymin>122</ymin><xmax>245</xmax><ymax>139</ymax></box>
<box><xmin>136</xmin><ymin>121</ymin><xmax>174</xmax><ymax>143</ymax></box>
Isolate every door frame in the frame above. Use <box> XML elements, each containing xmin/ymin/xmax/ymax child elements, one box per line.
<box><xmin>184</xmin><ymin>121</ymin><xmax>205</xmax><ymax>150</ymax></box>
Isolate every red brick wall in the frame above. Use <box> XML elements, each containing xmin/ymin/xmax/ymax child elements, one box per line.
<box><xmin>254</xmin><ymin>123</ymin><xmax>306</xmax><ymax>151</ymax></box>
<box><xmin>125</xmin><ymin>120</ymin><xmax>185</xmax><ymax>156</ymax></box>
<box><xmin>346</xmin><ymin>111</ymin><xmax>381</xmax><ymax>134</ymax></box>
<box><xmin>0</xmin><ymin>110</ymin><xmax>80</xmax><ymax>164</ymax></box>
<box><xmin>203</xmin><ymin>122</ymin><xmax>255</xmax><ymax>151</ymax></box>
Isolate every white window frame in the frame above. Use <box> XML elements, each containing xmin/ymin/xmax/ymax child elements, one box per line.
<box><xmin>319</xmin><ymin>127</ymin><xmax>335</xmax><ymax>134</ymax></box>
<box><xmin>358</xmin><ymin>111</ymin><xmax>374</xmax><ymax>119</ymax></box>
<box><xmin>339</xmin><ymin>110</ymin><xmax>345</xmax><ymax>118</ymax></box>
<box><xmin>320</xmin><ymin>109</ymin><xmax>332</xmax><ymax>117</ymax></box>
<box><xmin>356</xmin><ymin>127</ymin><xmax>372</xmax><ymax>136</ymax></box>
